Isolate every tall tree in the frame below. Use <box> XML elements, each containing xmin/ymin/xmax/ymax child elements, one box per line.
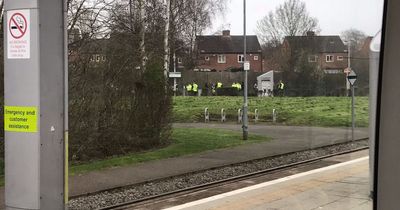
<box><xmin>256</xmin><ymin>0</ymin><xmax>319</xmax><ymax>46</ymax></box>
<box><xmin>341</xmin><ymin>28</ymin><xmax>367</xmax><ymax>52</ymax></box>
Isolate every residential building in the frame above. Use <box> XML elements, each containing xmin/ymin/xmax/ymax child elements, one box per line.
<box><xmin>282</xmin><ymin>32</ymin><xmax>348</xmax><ymax>74</ymax></box>
<box><xmin>195</xmin><ymin>30</ymin><xmax>263</xmax><ymax>72</ymax></box>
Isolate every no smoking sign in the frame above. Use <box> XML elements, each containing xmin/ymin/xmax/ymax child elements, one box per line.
<box><xmin>7</xmin><ymin>10</ymin><xmax>30</xmax><ymax>59</ymax></box>
<box><xmin>9</xmin><ymin>13</ymin><xmax>28</xmax><ymax>39</ymax></box>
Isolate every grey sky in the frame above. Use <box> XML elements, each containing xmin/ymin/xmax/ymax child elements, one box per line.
<box><xmin>207</xmin><ymin>0</ymin><xmax>384</xmax><ymax>37</ymax></box>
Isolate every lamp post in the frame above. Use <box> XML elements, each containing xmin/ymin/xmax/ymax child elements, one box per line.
<box><xmin>346</xmin><ymin>42</ymin><xmax>351</xmax><ymax>96</ymax></box>
<box><xmin>242</xmin><ymin>0</ymin><xmax>249</xmax><ymax>140</ymax></box>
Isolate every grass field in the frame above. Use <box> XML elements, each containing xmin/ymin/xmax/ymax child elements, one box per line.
<box><xmin>173</xmin><ymin>96</ymin><xmax>369</xmax><ymax>127</ymax></box>
<box><xmin>70</xmin><ymin>128</ymin><xmax>270</xmax><ymax>175</ymax></box>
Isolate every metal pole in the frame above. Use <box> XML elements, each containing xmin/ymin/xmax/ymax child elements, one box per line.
<box><xmin>63</xmin><ymin>0</ymin><xmax>69</xmax><ymax>204</ymax></box>
<box><xmin>173</xmin><ymin>52</ymin><xmax>177</xmax><ymax>96</ymax></box>
<box><xmin>242</xmin><ymin>0</ymin><xmax>249</xmax><ymax>140</ymax></box>
<box><xmin>347</xmin><ymin>43</ymin><xmax>351</xmax><ymax>96</ymax></box>
<box><xmin>351</xmin><ymin>84</ymin><xmax>355</xmax><ymax>141</ymax></box>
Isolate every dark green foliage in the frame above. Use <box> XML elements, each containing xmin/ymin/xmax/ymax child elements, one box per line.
<box><xmin>69</xmin><ymin>53</ymin><xmax>172</xmax><ymax>162</ymax></box>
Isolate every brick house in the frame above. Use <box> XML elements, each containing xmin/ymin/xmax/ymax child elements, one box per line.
<box><xmin>282</xmin><ymin>32</ymin><xmax>348</xmax><ymax>74</ymax></box>
<box><xmin>195</xmin><ymin>30</ymin><xmax>263</xmax><ymax>72</ymax></box>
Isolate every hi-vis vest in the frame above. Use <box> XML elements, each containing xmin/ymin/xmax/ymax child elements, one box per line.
<box><xmin>193</xmin><ymin>83</ymin><xmax>198</xmax><ymax>92</ymax></box>
<box><xmin>278</xmin><ymin>82</ymin><xmax>285</xmax><ymax>90</ymax></box>
<box><xmin>187</xmin><ymin>84</ymin><xmax>192</xmax><ymax>91</ymax></box>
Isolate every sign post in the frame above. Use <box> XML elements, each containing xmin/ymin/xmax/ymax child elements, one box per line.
<box><xmin>347</xmin><ymin>70</ymin><xmax>357</xmax><ymax>141</ymax></box>
<box><xmin>4</xmin><ymin>0</ymin><xmax>67</xmax><ymax>209</ymax></box>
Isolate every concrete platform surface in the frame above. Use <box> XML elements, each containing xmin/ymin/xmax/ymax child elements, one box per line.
<box><xmin>165</xmin><ymin>156</ymin><xmax>371</xmax><ymax>210</ymax></box>
<box><xmin>69</xmin><ymin>124</ymin><xmax>367</xmax><ymax>196</ymax></box>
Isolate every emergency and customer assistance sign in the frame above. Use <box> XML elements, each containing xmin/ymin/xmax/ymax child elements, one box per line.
<box><xmin>4</xmin><ymin>106</ymin><xmax>38</xmax><ymax>132</ymax></box>
<box><xmin>7</xmin><ymin>10</ymin><xmax>30</xmax><ymax>59</ymax></box>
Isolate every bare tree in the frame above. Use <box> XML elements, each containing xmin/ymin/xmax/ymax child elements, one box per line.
<box><xmin>256</xmin><ymin>0</ymin><xmax>319</xmax><ymax>46</ymax></box>
<box><xmin>341</xmin><ymin>28</ymin><xmax>367</xmax><ymax>52</ymax></box>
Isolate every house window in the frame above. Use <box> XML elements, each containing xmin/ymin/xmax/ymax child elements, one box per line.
<box><xmin>254</xmin><ymin>55</ymin><xmax>259</xmax><ymax>61</ymax></box>
<box><xmin>337</xmin><ymin>56</ymin><xmax>344</xmax><ymax>61</ymax></box>
<box><xmin>308</xmin><ymin>55</ymin><xmax>317</xmax><ymax>62</ymax></box>
<box><xmin>102</xmin><ymin>56</ymin><xmax>106</xmax><ymax>61</ymax></box>
<box><xmin>218</xmin><ymin>55</ymin><xmax>226</xmax><ymax>63</ymax></box>
<box><xmin>324</xmin><ymin>69</ymin><xmax>341</xmax><ymax>74</ymax></box>
<box><xmin>96</xmin><ymin>55</ymin><xmax>101</xmax><ymax>62</ymax></box>
<box><xmin>177</xmin><ymin>57</ymin><xmax>183</xmax><ymax>64</ymax></box>
<box><xmin>326</xmin><ymin>55</ymin><xmax>334</xmax><ymax>62</ymax></box>
<box><xmin>238</xmin><ymin>55</ymin><xmax>245</xmax><ymax>63</ymax></box>
<box><xmin>205</xmin><ymin>56</ymin><xmax>210</xmax><ymax>61</ymax></box>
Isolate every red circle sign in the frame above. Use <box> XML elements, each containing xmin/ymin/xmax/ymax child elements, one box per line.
<box><xmin>9</xmin><ymin>13</ymin><xmax>28</xmax><ymax>39</ymax></box>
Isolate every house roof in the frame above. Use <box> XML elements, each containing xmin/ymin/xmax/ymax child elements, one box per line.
<box><xmin>284</xmin><ymin>35</ymin><xmax>347</xmax><ymax>53</ymax></box>
<box><xmin>196</xmin><ymin>35</ymin><xmax>262</xmax><ymax>54</ymax></box>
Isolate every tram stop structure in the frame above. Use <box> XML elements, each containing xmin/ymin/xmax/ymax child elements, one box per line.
<box><xmin>3</xmin><ymin>0</ymin><xmax>67</xmax><ymax>209</ymax></box>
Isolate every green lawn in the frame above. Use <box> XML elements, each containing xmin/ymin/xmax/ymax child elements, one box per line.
<box><xmin>173</xmin><ymin>96</ymin><xmax>369</xmax><ymax>127</ymax></box>
<box><xmin>70</xmin><ymin>128</ymin><xmax>270</xmax><ymax>175</ymax></box>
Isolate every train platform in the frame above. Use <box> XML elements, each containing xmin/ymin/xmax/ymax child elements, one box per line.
<box><xmin>0</xmin><ymin>125</ymin><xmax>368</xmax><ymax>209</ymax></box>
<box><xmin>69</xmin><ymin>124</ymin><xmax>367</xmax><ymax>197</ymax></box>
<box><xmin>165</xmin><ymin>156</ymin><xmax>371</xmax><ymax>210</ymax></box>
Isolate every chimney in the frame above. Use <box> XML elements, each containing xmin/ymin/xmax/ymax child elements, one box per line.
<box><xmin>222</xmin><ymin>30</ymin><xmax>230</xmax><ymax>37</ymax></box>
<box><xmin>306</xmin><ymin>31</ymin><xmax>315</xmax><ymax>36</ymax></box>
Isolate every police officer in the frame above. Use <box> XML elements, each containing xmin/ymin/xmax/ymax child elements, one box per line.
<box><xmin>192</xmin><ymin>82</ymin><xmax>199</xmax><ymax>96</ymax></box>
<box><xmin>277</xmin><ymin>80</ymin><xmax>285</xmax><ymax>96</ymax></box>
<box><xmin>217</xmin><ymin>81</ymin><xmax>223</xmax><ymax>89</ymax></box>
<box><xmin>186</xmin><ymin>83</ymin><xmax>193</xmax><ymax>96</ymax></box>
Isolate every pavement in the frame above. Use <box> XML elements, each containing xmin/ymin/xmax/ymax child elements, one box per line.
<box><xmin>0</xmin><ymin>123</ymin><xmax>368</xmax><ymax>208</ymax></box>
<box><xmin>165</xmin><ymin>156</ymin><xmax>371</xmax><ymax>210</ymax></box>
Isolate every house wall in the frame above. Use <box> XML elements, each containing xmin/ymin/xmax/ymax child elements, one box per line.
<box><xmin>197</xmin><ymin>53</ymin><xmax>263</xmax><ymax>72</ymax></box>
<box><xmin>318</xmin><ymin>52</ymin><xmax>348</xmax><ymax>71</ymax></box>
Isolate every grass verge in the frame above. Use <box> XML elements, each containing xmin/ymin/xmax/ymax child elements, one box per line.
<box><xmin>173</xmin><ymin>96</ymin><xmax>369</xmax><ymax>127</ymax></box>
<box><xmin>70</xmin><ymin>128</ymin><xmax>270</xmax><ymax>176</ymax></box>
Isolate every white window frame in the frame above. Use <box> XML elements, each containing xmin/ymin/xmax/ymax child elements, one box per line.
<box><xmin>308</xmin><ymin>55</ymin><xmax>317</xmax><ymax>62</ymax></box>
<box><xmin>177</xmin><ymin>57</ymin><xmax>183</xmax><ymax>64</ymax></box>
<box><xmin>324</xmin><ymin>69</ymin><xmax>341</xmax><ymax>74</ymax></box>
<box><xmin>218</xmin><ymin>55</ymin><xmax>226</xmax><ymax>63</ymax></box>
<box><xmin>205</xmin><ymin>56</ymin><xmax>210</xmax><ymax>61</ymax></box>
<box><xmin>326</xmin><ymin>55</ymin><xmax>334</xmax><ymax>62</ymax></box>
<box><xmin>96</xmin><ymin>55</ymin><xmax>101</xmax><ymax>62</ymax></box>
<box><xmin>238</xmin><ymin>54</ymin><xmax>245</xmax><ymax>63</ymax></box>
<box><xmin>337</xmin><ymin>56</ymin><xmax>344</xmax><ymax>61</ymax></box>
<box><xmin>254</xmin><ymin>55</ymin><xmax>259</xmax><ymax>61</ymax></box>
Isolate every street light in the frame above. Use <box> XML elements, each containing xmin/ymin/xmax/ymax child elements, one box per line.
<box><xmin>242</xmin><ymin>0</ymin><xmax>249</xmax><ymax>140</ymax></box>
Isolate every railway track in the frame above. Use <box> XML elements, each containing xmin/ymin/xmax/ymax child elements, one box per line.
<box><xmin>94</xmin><ymin>141</ymin><xmax>369</xmax><ymax>210</ymax></box>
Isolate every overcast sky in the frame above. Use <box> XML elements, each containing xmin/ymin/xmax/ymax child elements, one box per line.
<box><xmin>207</xmin><ymin>0</ymin><xmax>384</xmax><ymax>37</ymax></box>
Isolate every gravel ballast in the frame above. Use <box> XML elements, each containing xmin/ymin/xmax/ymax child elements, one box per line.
<box><xmin>68</xmin><ymin>139</ymin><xmax>368</xmax><ymax>209</ymax></box>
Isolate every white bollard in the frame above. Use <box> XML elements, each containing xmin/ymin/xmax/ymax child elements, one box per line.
<box><xmin>221</xmin><ymin>108</ymin><xmax>226</xmax><ymax>123</ymax></box>
<box><xmin>272</xmin><ymin>109</ymin><xmax>277</xmax><ymax>123</ymax></box>
<box><xmin>254</xmin><ymin>109</ymin><xmax>259</xmax><ymax>123</ymax></box>
<box><xmin>204</xmin><ymin>108</ymin><xmax>210</xmax><ymax>123</ymax></box>
<box><xmin>238</xmin><ymin>109</ymin><xmax>243</xmax><ymax>124</ymax></box>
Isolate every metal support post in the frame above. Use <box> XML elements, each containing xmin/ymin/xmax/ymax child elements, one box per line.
<box><xmin>254</xmin><ymin>109</ymin><xmax>259</xmax><ymax>123</ymax></box>
<box><xmin>4</xmin><ymin>0</ymin><xmax>66</xmax><ymax>209</ymax></box>
<box><xmin>204</xmin><ymin>108</ymin><xmax>210</xmax><ymax>123</ymax></box>
<box><xmin>242</xmin><ymin>0</ymin><xmax>249</xmax><ymax>140</ymax></box>
<box><xmin>173</xmin><ymin>52</ymin><xmax>177</xmax><ymax>96</ymax></box>
<box><xmin>351</xmin><ymin>84</ymin><xmax>355</xmax><ymax>141</ymax></box>
<box><xmin>221</xmin><ymin>108</ymin><xmax>226</xmax><ymax>123</ymax></box>
<box><xmin>346</xmin><ymin>43</ymin><xmax>351</xmax><ymax>96</ymax></box>
<box><xmin>238</xmin><ymin>109</ymin><xmax>243</xmax><ymax>124</ymax></box>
